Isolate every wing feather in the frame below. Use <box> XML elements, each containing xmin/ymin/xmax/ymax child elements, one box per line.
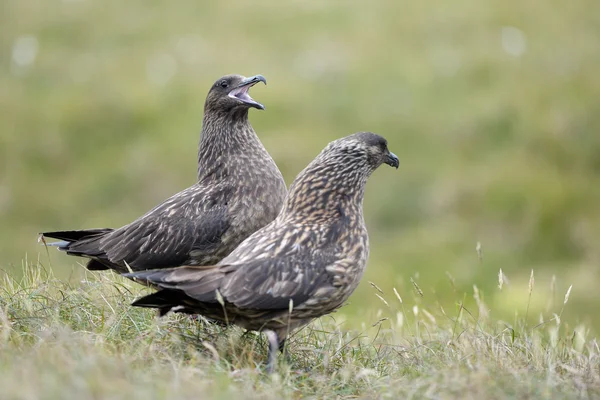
<box><xmin>219</xmin><ymin>248</ymin><xmax>339</xmax><ymax>310</ymax></box>
<box><xmin>93</xmin><ymin>184</ymin><xmax>233</xmax><ymax>271</ymax></box>
<box><xmin>128</xmin><ymin>232</ymin><xmax>346</xmax><ymax>313</ymax></box>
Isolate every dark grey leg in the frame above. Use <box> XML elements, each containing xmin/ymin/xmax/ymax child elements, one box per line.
<box><xmin>264</xmin><ymin>330</ymin><xmax>279</xmax><ymax>374</ymax></box>
<box><xmin>278</xmin><ymin>337</ymin><xmax>292</xmax><ymax>364</ymax></box>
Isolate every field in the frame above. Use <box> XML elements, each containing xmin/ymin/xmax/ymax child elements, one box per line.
<box><xmin>2</xmin><ymin>0</ymin><xmax>600</xmax><ymax>398</ymax></box>
<box><xmin>2</xmin><ymin>265</ymin><xmax>598</xmax><ymax>399</ymax></box>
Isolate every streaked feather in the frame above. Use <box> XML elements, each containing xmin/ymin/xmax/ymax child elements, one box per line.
<box><xmin>128</xmin><ymin>132</ymin><xmax>397</xmax><ymax>338</ymax></box>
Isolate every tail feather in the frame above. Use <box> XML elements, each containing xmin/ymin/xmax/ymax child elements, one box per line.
<box><xmin>128</xmin><ymin>270</ymin><xmax>231</xmax><ymax>321</ymax></box>
<box><xmin>40</xmin><ymin>229</ymin><xmax>113</xmax><ymax>243</ymax></box>
<box><xmin>132</xmin><ymin>290</ymin><xmax>188</xmax><ymax>316</ymax></box>
<box><xmin>125</xmin><ymin>266</ymin><xmax>224</xmax><ymax>300</ymax></box>
<box><xmin>86</xmin><ymin>259</ymin><xmax>110</xmax><ymax>271</ymax></box>
<box><xmin>43</xmin><ymin>240</ymin><xmax>71</xmax><ymax>249</ymax></box>
<box><xmin>39</xmin><ymin>229</ymin><xmax>115</xmax><ymax>271</ymax></box>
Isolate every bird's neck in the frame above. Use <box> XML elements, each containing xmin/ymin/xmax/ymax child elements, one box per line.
<box><xmin>196</xmin><ymin>109</ymin><xmax>261</xmax><ymax>181</ymax></box>
<box><xmin>282</xmin><ymin>166</ymin><xmax>368</xmax><ymax>222</ymax></box>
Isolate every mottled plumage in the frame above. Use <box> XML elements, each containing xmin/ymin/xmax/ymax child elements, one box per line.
<box><xmin>126</xmin><ymin>132</ymin><xmax>399</xmax><ymax>371</ymax></box>
<box><xmin>41</xmin><ymin>74</ymin><xmax>287</xmax><ymax>274</ymax></box>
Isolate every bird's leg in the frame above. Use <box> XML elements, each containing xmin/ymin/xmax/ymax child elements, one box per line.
<box><xmin>278</xmin><ymin>337</ymin><xmax>286</xmax><ymax>353</ymax></box>
<box><xmin>278</xmin><ymin>337</ymin><xmax>292</xmax><ymax>364</ymax></box>
<box><xmin>264</xmin><ymin>330</ymin><xmax>279</xmax><ymax>374</ymax></box>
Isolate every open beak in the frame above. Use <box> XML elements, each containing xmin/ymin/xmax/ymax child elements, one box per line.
<box><xmin>384</xmin><ymin>151</ymin><xmax>399</xmax><ymax>169</ymax></box>
<box><xmin>228</xmin><ymin>74</ymin><xmax>267</xmax><ymax>110</ymax></box>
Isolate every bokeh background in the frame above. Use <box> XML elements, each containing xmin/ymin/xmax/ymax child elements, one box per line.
<box><xmin>2</xmin><ymin>0</ymin><xmax>599</xmax><ymax>330</ymax></box>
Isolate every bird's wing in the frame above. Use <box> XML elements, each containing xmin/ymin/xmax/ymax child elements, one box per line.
<box><xmin>126</xmin><ymin>245</ymin><xmax>344</xmax><ymax>311</ymax></box>
<box><xmin>219</xmin><ymin>250</ymin><xmax>343</xmax><ymax>310</ymax></box>
<box><xmin>96</xmin><ymin>184</ymin><xmax>232</xmax><ymax>270</ymax></box>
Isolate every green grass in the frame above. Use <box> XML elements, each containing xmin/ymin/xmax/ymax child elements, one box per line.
<box><xmin>2</xmin><ymin>0</ymin><xmax>600</xmax><ymax>332</ymax></box>
<box><xmin>1</xmin><ymin>263</ymin><xmax>598</xmax><ymax>399</ymax></box>
<box><xmin>2</xmin><ymin>0</ymin><xmax>600</xmax><ymax>396</ymax></box>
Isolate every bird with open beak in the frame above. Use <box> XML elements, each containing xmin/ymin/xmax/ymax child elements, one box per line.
<box><xmin>40</xmin><ymin>74</ymin><xmax>287</xmax><ymax>276</ymax></box>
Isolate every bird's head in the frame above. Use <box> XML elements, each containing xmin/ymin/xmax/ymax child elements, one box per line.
<box><xmin>204</xmin><ymin>74</ymin><xmax>267</xmax><ymax>113</ymax></box>
<box><xmin>283</xmin><ymin>132</ymin><xmax>398</xmax><ymax>218</ymax></box>
<box><xmin>322</xmin><ymin>132</ymin><xmax>399</xmax><ymax>175</ymax></box>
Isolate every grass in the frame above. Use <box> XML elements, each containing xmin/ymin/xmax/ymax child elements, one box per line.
<box><xmin>2</xmin><ymin>0</ymin><xmax>600</xmax><ymax>331</ymax></box>
<box><xmin>1</xmin><ymin>262</ymin><xmax>598</xmax><ymax>399</ymax></box>
<box><xmin>2</xmin><ymin>0</ymin><xmax>600</xmax><ymax>396</ymax></box>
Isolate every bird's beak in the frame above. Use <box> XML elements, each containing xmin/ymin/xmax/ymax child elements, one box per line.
<box><xmin>228</xmin><ymin>75</ymin><xmax>267</xmax><ymax>110</ymax></box>
<box><xmin>239</xmin><ymin>74</ymin><xmax>267</xmax><ymax>87</ymax></box>
<box><xmin>384</xmin><ymin>151</ymin><xmax>399</xmax><ymax>169</ymax></box>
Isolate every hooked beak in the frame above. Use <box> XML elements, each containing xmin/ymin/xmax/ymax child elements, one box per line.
<box><xmin>384</xmin><ymin>151</ymin><xmax>399</xmax><ymax>169</ymax></box>
<box><xmin>228</xmin><ymin>74</ymin><xmax>267</xmax><ymax>110</ymax></box>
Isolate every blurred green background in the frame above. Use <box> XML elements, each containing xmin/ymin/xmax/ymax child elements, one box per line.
<box><xmin>2</xmin><ymin>0</ymin><xmax>599</xmax><ymax>329</ymax></box>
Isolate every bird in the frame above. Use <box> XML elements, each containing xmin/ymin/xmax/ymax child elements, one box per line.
<box><xmin>125</xmin><ymin>132</ymin><xmax>399</xmax><ymax>372</ymax></box>
<box><xmin>40</xmin><ymin>74</ymin><xmax>288</xmax><ymax>274</ymax></box>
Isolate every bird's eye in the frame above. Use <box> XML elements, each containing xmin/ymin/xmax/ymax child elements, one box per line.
<box><xmin>220</xmin><ymin>80</ymin><xmax>228</xmax><ymax>88</ymax></box>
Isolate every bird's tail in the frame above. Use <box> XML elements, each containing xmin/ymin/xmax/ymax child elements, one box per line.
<box><xmin>130</xmin><ymin>290</ymin><xmax>188</xmax><ymax>316</ymax></box>
<box><xmin>125</xmin><ymin>265</ymin><xmax>227</xmax><ymax>303</ymax></box>
<box><xmin>40</xmin><ymin>229</ymin><xmax>113</xmax><ymax>244</ymax></box>
<box><xmin>39</xmin><ymin>228</ymin><xmax>114</xmax><ymax>270</ymax></box>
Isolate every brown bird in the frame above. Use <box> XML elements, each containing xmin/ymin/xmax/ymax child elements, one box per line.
<box><xmin>125</xmin><ymin>132</ymin><xmax>399</xmax><ymax>372</ymax></box>
<box><xmin>40</xmin><ymin>74</ymin><xmax>287</xmax><ymax>274</ymax></box>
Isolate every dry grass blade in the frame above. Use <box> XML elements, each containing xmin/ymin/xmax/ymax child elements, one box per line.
<box><xmin>0</xmin><ymin>261</ymin><xmax>597</xmax><ymax>398</ymax></box>
<box><xmin>411</xmin><ymin>278</ymin><xmax>424</xmax><ymax>297</ymax></box>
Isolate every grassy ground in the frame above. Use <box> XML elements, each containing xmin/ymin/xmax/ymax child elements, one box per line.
<box><xmin>2</xmin><ymin>0</ymin><xmax>600</xmax><ymax>397</ymax></box>
<box><xmin>1</xmin><ymin>263</ymin><xmax>598</xmax><ymax>399</ymax></box>
<box><xmin>2</xmin><ymin>0</ymin><xmax>600</xmax><ymax>332</ymax></box>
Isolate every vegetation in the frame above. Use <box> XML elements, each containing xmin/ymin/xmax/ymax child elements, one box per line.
<box><xmin>1</xmin><ymin>264</ymin><xmax>598</xmax><ymax>399</ymax></box>
<box><xmin>3</xmin><ymin>0</ymin><xmax>600</xmax><ymax>329</ymax></box>
<box><xmin>2</xmin><ymin>0</ymin><xmax>599</xmax><ymax>397</ymax></box>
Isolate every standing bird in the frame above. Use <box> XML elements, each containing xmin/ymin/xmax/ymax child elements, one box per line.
<box><xmin>125</xmin><ymin>132</ymin><xmax>399</xmax><ymax>372</ymax></box>
<box><xmin>40</xmin><ymin>74</ymin><xmax>287</xmax><ymax>274</ymax></box>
